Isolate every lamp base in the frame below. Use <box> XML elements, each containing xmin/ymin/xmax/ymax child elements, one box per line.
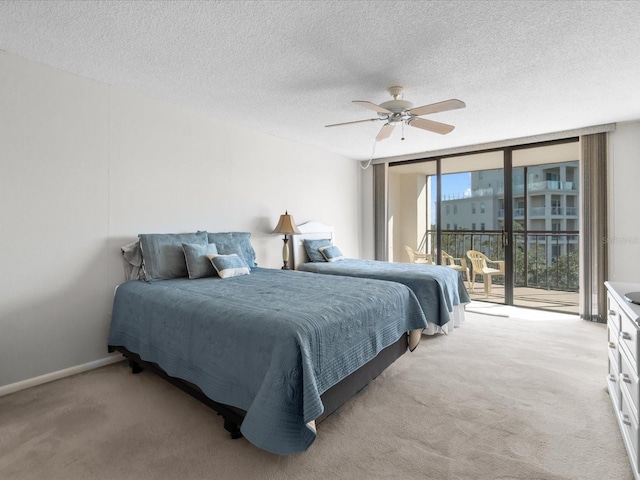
<box><xmin>281</xmin><ymin>236</ymin><xmax>290</xmax><ymax>270</ymax></box>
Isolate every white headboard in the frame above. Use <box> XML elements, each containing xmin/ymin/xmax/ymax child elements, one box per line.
<box><xmin>292</xmin><ymin>221</ymin><xmax>334</xmax><ymax>269</ymax></box>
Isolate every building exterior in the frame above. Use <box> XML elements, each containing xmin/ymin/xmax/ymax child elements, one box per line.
<box><xmin>440</xmin><ymin>161</ymin><xmax>579</xmax><ymax>264</ymax></box>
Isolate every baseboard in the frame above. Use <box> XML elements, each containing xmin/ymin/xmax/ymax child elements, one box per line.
<box><xmin>0</xmin><ymin>353</ymin><xmax>124</xmax><ymax>397</ymax></box>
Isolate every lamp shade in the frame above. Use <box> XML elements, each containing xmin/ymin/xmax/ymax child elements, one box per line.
<box><xmin>272</xmin><ymin>211</ymin><xmax>301</xmax><ymax>235</ymax></box>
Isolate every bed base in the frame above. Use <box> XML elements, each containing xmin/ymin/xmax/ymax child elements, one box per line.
<box><xmin>108</xmin><ymin>332</ymin><xmax>408</xmax><ymax>442</ymax></box>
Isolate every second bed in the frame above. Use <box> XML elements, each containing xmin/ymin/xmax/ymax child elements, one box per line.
<box><xmin>294</xmin><ymin>221</ymin><xmax>470</xmax><ymax>334</ymax></box>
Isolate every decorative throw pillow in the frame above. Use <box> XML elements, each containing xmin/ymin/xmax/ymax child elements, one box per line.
<box><xmin>318</xmin><ymin>245</ymin><xmax>345</xmax><ymax>262</ymax></box>
<box><xmin>206</xmin><ymin>232</ymin><xmax>258</xmax><ymax>269</ymax></box>
<box><xmin>303</xmin><ymin>239</ymin><xmax>332</xmax><ymax>262</ymax></box>
<box><xmin>139</xmin><ymin>232</ymin><xmax>208</xmax><ymax>281</ymax></box>
<box><xmin>207</xmin><ymin>253</ymin><xmax>251</xmax><ymax>279</ymax></box>
<box><xmin>182</xmin><ymin>242</ymin><xmax>219</xmax><ymax>279</ymax></box>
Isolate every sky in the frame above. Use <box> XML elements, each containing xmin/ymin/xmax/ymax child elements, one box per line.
<box><xmin>441</xmin><ymin>172</ymin><xmax>472</xmax><ymax>199</ymax></box>
<box><xmin>430</xmin><ymin>172</ymin><xmax>472</xmax><ymax>222</ymax></box>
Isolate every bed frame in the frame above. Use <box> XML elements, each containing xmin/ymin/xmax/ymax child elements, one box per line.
<box><xmin>108</xmin><ymin>331</ymin><xmax>408</xmax><ymax>441</ymax></box>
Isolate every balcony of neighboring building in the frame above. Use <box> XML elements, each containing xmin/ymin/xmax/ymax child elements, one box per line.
<box><xmin>528</xmin><ymin>180</ymin><xmax>577</xmax><ymax>192</ymax></box>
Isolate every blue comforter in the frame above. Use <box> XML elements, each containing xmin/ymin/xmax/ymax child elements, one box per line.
<box><xmin>297</xmin><ymin>259</ymin><xmax>470</xmax><ymax>326</ymax></box>
<box><xmin>108</xmin><ymin>268</ymin><xmax>426</xmax><ymax>455</ymax></box>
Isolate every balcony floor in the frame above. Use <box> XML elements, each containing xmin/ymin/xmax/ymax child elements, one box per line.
<box><xmin>466</xmin><ymin>282</ymin><xmax>579</xmax><ymax>315</ymax></box>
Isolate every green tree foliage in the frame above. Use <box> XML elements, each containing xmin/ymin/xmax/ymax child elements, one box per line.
<box><xmin>426</xmin><ymin>229</ymin><xmax>579</xmax><ymax>292</ymax></box>
<box><xmin>546</xmin><ymin>251</ymin><xmax>579</xmax><ymax>290</ymax></box>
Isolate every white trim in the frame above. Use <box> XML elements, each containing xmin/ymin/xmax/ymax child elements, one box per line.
<box><xmin>373</xmin><ymin>123</ymin><xmax>616</xmax><ymax>164</ymax></box>
<box><xmin>0</xmin><ymin>353</ymin><xmax>124</xmax><ymax>397</ymax></box>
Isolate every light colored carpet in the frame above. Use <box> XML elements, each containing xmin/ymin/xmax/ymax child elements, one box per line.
<box><xmin>0</xmin><ymin>310</ymin><xmax>633</xmax><ymax>480</ymax></box>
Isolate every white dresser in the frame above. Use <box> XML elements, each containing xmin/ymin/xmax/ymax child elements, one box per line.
<box><xmin>606</xmin><ymin>281</ymin><xmax>640</xmax><ymax>480</ymax></box>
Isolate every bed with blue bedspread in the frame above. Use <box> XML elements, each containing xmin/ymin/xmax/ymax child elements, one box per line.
<box><xmin>297</xmin><ymin>259</ymin><xmax>469</xmax><ymax>331</ymax></box>
<box><xmin>109</xmin><ymin>231</ymin><xmax>427</xmax><ymax>455</ymax></box>
<box><xmin>293</xmin><ymin>222</ymin><xmax>470</xmax><ymax>334</ymax></box>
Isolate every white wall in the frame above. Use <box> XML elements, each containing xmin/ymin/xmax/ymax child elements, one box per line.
<box><xmin>0</xmin><ymin>52</ymin><xmax>360</xmax><ymax>388</ymax></box>
<box><xmin>608</xmin><ymin>121</ymin><xmax>640</xmax><ymax>282</ymax></box>
<box><xmin>388</xmin><ymin>172</ymin><xmax>427</xmax><ymax>263</ymax></box>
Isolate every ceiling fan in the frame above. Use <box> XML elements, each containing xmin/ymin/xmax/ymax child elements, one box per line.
<box><xmin>325</xmin><ymin>86</ymin><xmax>466</xmax><ymax>141</ymax></box>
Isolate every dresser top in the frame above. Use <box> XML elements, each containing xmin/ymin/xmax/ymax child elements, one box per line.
<box><xmin>606</xmin><ymin>281</ymin><xmax>640</xmax><ymax>322</ymax></box>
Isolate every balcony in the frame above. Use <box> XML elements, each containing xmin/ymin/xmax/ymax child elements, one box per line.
<box><xmin>497</xmin><ymin>181</ymin><xmax>577</xmax><ymax>196</ymax></box>
<box><xmin>420</xmin><ymin>229</ymin><xmax>579</xmax><ymax>313</ymax></box>
<box><xmin>498</xmin><ymin>206</ymin><xmax>576</xmax><ymax>219</ymax></box>
<box><xmin>529</xmin><ymin>181</ymin><xmax>577</xmax><ymax>191</ymax></box>
<box><xmin>443</xmin><ymin>187</ymin><xmax>495</xmax><ymax>201</ymax></box>
<box><xmin>529</xmin><ymin>207</ymin><xmax>546</xmax><ymax>216</ymax></box>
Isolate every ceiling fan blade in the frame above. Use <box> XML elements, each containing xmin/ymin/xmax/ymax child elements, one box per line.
<box><xmin>408</xmin><ymin>117</ymin><xmax>455</xmax><ymax>135</ymax></box>
<box><xmin>376</xmin><ymin>123</ymin><xmax>395</xmax><ymax>141</ymax></box>
<box><xmin>325</xmin><ymin>118</ymin><xmax>382</xmax><ymax>128</ymax></box>
<box><xmin>408</xmin><ymin>99</ymin><xmax>466</xmax><ymax>117</ymax></box>
<box><xmin>353</xmin><ymin>100</ymin><xmax>392</xmax><ymax>114</ymax></box>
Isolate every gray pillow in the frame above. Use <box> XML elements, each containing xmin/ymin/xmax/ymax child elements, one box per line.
<box><xmin>303</xmin><ymin>239</ymin><xmax>332</xmax><ymax>262</ymax></box>
<box><xmin>139</xmin><ymin>232</ymin><xmax>208</xmax><ymax>281</ymax></box>
<box><xmin>206</xmin><ymin>232</ymin><xmax>257</xmax><ymax>269</ymax></box>
<box><xmin>182</xmin><ymin>242</ymin><xmax>219</xmax><ymax>279</ymax></box>
<box><xmin>318</xmin><ymin>244</ymin><xmax>345</xmax><ymax>262</ymax></box>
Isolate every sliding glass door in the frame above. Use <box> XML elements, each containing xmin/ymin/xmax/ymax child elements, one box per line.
<box><xmin>439</xmin><ymin>152</ymin><xmax>506</xmax><ymax>303</ymax></box>
<box><xmin>511</xmin><ymin>142</ymin><xmax>579</xmax><ymax>313</ymax></box>
<box><xmin>387</xmin><ymin>139</ymin><xmax>579</xmax><ymax>314</ymax></box>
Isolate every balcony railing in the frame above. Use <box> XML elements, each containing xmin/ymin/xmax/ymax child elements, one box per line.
<box><xmin>420</xmin><ymin>229</ymin><xmax>579</xmax><ymax>292</ymax></box>
<box><xmin>443</xmin><ymin>187</ymin><xmax>495</xmax><ymax>200</ymax></box>
<box><xmin>513</xmin><ymin>231</ymin><xmax>579</xmax><ymax>291</ymax></box>
<box><xmin>528</xmin><ymin>180</ymin><xmax>577</xmax><ymax>191</ymax></box>
<box><xmin>529</xmin><ymin>207</ymin><xmax>546</xmax><ymax>216</ymax></box>
<box><xmin>444</xmin><ymin>181</ymin><xmax>578</xmax><ymax>202</ymax></box>
<box><xmin>498</xmin><ymin>206</ymin><xmax>577</xmax><ymax>219</ymax></box>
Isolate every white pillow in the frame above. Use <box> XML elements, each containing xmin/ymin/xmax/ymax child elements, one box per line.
<box><xmin>206</xmin><ymin>253</ymin><xmax>251</xmax><ymax>279</ymax></box>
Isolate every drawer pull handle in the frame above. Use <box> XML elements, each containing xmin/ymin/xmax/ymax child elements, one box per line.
<box><xmin>609</xmin><ymin>374</ymin><xmax>617</xmax><ymax>382</ymax></box>
<box><xmin>609</xmin><ymin>341</ymin><xmax>616</xmax><ymax>349</ymax></box>
<box><xmin>609</xmin><ymin>309</ymin><xmax>617</xmax><ymax>316</ymax></box>
<box><xmin>621</xmin><ymin>332</ymin><xmax>633</xmax><ymax>341</ymax></box>
<box><xmin>623</xmin><ymin>414</ymin><xmax>632</xmax><ymax>426</ymax></box>
<box><xmin>620</xmin><ymin>373</ymin><xmax>632</xmax><ymax>383</ymax></box>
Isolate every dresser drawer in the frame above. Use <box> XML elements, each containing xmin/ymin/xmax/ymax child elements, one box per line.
<box><xmin>610</xmin><ymin>312</ymin><xmax>621</xmax><ymax>340</ymax></box>
<box><xmin>609</xmin><ymin>325</ymin><xmax>620</xmax><ymax>357</ymax></box>
<box><xmin>610</xmin><ymin>351</ymin><xmax>621</xmax><ymax>410</ymax></box>
<box><xmin>621</xmin><ymin>390</ymin><xmax>640</xmax><ymax>473</ymax></box>
<box><xmin>608</xmin><ymin>293</ymin><xmax>621</xmax><ymax>332</ymax></box>
<box><xmin>621</xmin><ymin>350</ymin><xmax>640</xmax><ymax>421</ymax></box>
<box><xmin>620</xmin><ymin>309</ymin><xmax>640</xmax><ymax>369</ymax></box>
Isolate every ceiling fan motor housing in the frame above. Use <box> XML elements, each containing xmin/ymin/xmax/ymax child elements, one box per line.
<box><xmin>379</xmin><ymin>99</ymin><xmax>414</xmax><ymax>114</ymax></box>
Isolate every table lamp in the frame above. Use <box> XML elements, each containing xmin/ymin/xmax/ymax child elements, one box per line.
<box><xmin>272</xmin><ymin>211</ymin><xmax>300</xmax><ymax>270</ymax></box>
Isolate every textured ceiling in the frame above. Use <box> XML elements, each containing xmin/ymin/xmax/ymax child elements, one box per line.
<box><xmin>1</xmin><ymin>1</ymin><xmax>639</xmax><ymax>161</ymax></box>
